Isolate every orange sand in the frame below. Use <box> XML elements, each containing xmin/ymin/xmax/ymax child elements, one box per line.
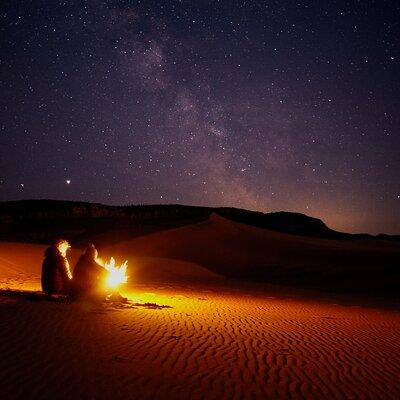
<box><xmin>0</xmin><ymin>241</ymin><xmax>400</xmax><ymax>399</ymax></box>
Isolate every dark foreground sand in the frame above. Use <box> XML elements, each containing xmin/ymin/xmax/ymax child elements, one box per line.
<box><xmin>0</xmin><ymin>241</ymin><xmax>400</xmax><ymax>400</ymax></box>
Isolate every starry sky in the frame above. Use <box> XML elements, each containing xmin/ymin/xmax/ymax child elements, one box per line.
<box><xmin>1</xmin><ymin>1</ymin><xmax>399</xmax><ymax>234</ymax></box>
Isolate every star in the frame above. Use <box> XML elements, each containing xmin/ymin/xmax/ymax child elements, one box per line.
<box><xmin>66</xmin><ymin>180</ymin><xmax>71</xmax><ymax>185</ymax></box>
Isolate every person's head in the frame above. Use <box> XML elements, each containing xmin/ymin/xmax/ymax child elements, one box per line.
<box><xmin>54</xmin><ymin>239</ymin><xmax>71</xmax><ymax>257</ymax></box>
<box><xmin>85</xmin><ymin>243</ymin><xmax>98</xmax><ymax>260</ymax></box>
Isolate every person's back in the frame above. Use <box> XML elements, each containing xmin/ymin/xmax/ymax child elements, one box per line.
<box><xmin>71</xmin><ymin>245</ymin><xmax>106</xmax><ymax>299</ymax></box>
<box><xmin>41</xmin><ymin>239</ymin><xmax>72</xmax><ymax>295</ymax></box>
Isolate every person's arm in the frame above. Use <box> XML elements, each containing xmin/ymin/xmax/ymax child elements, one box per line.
<box><xmin>59</xmin><ymin>257</ymin><xmax>72</xmax><ymax>281</ymax></box>
<box><xmin>65</xmin><ymin>260</ymin><xmax>73</xmax><ymax>280</ymax></box>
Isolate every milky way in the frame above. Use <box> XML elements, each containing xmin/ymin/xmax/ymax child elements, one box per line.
<box><xmin>1</xmin><ymin>1</ymin><xmax>399</xmax><ymax>233</ymax></box>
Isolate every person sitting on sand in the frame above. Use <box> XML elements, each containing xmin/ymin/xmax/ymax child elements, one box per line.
<box><xmin>70</xmin><ymin>244</ymin><xmax>107</xmax><ymax>300</ymax></box>
<box><xmin>41</xmin><ymin>239</ymin><xmax>73</xmax><ymax>295</ymax></box>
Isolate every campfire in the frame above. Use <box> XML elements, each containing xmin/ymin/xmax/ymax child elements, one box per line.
<box><xmin>100</xmin><ymin>257</ymin><xmax>128</xmax><ymax>290</ymax></box>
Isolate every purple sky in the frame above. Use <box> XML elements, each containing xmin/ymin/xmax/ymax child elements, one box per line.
<box><xmin>1</xmin><ymin>1</ymin><xmax>399</xmax><ymax>234</ymax></box>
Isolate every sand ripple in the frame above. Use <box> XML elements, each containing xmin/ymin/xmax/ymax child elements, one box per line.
<box><xmin>0</xmin><ymin>287</ymin><xmax>399</xmax><ymax>399</ymax></box>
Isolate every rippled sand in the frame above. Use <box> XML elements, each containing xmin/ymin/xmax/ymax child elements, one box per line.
<box><xmin>0</xmin><ymin>242</ymin><xmax>400</xmax><ymax>399</ymax></box>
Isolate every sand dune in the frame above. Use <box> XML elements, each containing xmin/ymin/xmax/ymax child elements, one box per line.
<box><xmin>102</xmin><ymin>214</ymin><xmax>400</xmax><ymax>293</ymax></box>
<box><xmin>125</xmin><ymin>256</ymin><xmax>226</xmax><ymax>285</ymax></box>
<box><xmin>2</xmin><ymin>214</ymin><xmax>398</xmax><ymax>293</ymax></box>
<box><xmin>0</xmin><ymin>240</ymin><xmax>400</xmax><ymax>399</ymax></box>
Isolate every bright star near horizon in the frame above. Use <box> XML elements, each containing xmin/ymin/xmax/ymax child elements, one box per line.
<box><xmin>66</xmin><ymin>180</ymin><xmax>71</xmax><ymax>185</ymax></box>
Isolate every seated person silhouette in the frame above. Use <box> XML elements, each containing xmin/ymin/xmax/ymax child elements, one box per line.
<box><xmin>41</xmin><ymin>239</ymin><xmax>72</xmax><ymax>295</ymax></box>
<box><xmin>71</xmin><ymin>244</ymin><xmax>107</xmax><ymax>300</ymax></box>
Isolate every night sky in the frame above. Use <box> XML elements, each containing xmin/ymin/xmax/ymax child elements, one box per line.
<box><xmin>1</xmin><ymin>1</ymin><xmax>399</xmax><ymax>234</ymax></box>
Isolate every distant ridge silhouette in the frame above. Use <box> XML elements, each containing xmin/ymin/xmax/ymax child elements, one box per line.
<box><xmin>0</xmin><ymin>199</ymin><xmax>399</xmax><ymax>244</ymax></box>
